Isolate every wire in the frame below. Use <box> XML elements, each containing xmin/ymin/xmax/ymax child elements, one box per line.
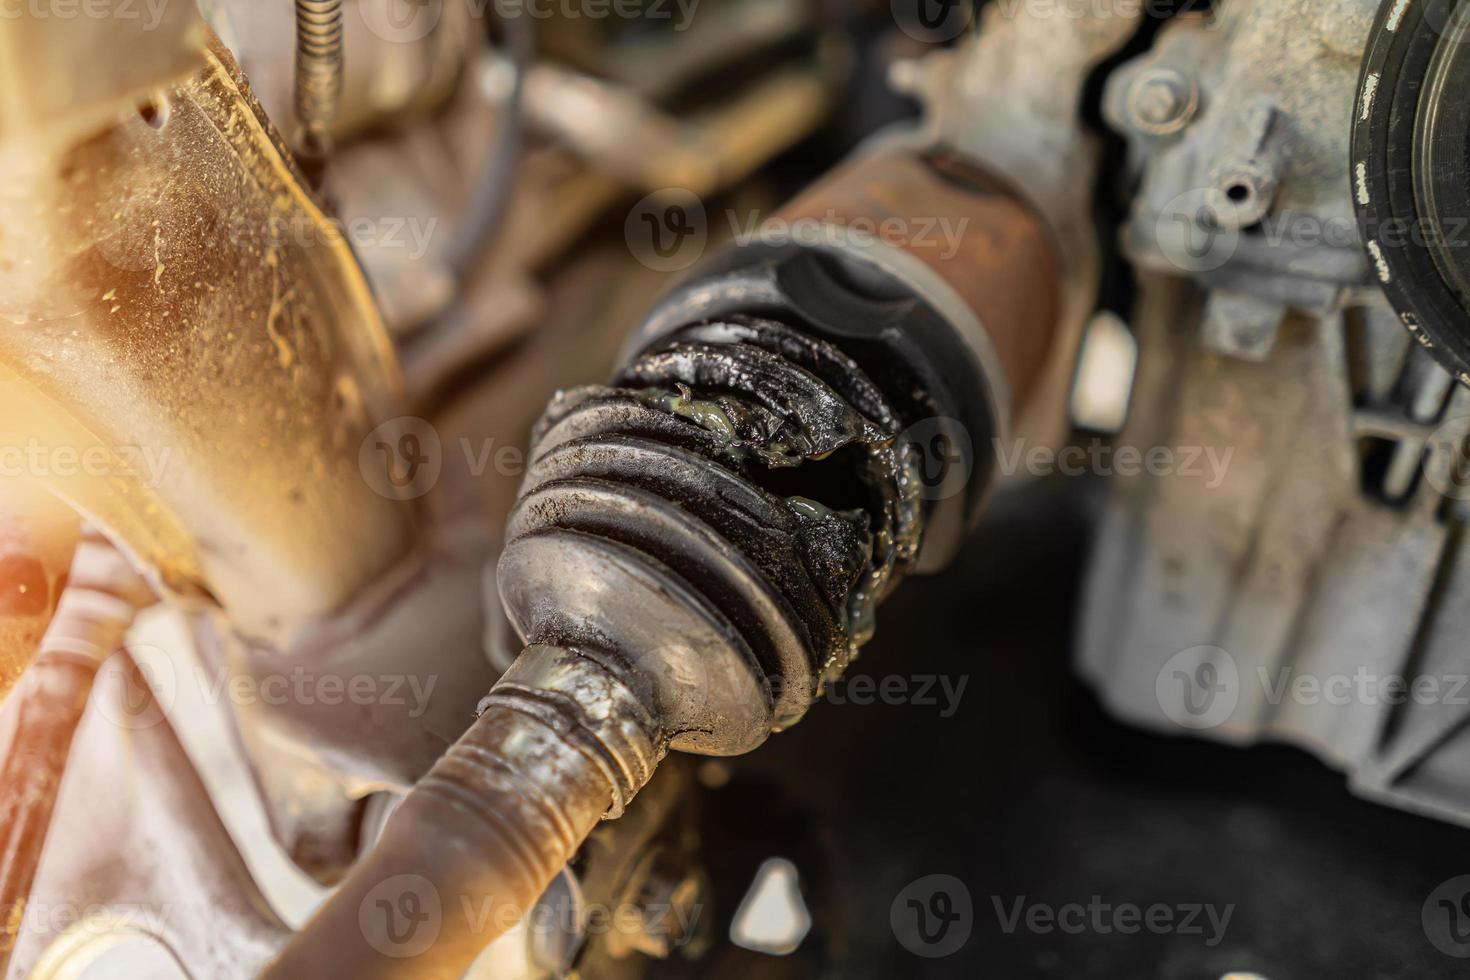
<box><xmin>442</xmin><ymin>7</ymin><xmax>535</xmax><ymax>282</ymax></box>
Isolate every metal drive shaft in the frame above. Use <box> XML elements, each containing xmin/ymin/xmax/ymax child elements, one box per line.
<box><xmin>268</xmin><ymin>147</ymin><xmax>1061</xmax><ymax>976</ymax></box>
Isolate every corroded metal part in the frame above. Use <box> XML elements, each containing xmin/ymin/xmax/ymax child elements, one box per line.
<box><xmin>492</xmin><ymin>151</ymin><xmax>1062</xmax><ymax>747</ymax></box>
<box><xmin>485</xmin><ymin>644</ymin><xmax>666</xmax><ymax>819</ymax></box>
<box><xmin>499</xmin><ymin>531</ymin><xmax>773</xmax><ymax>754</ymax></box>
<box><xmin>0</xmin><ymin>530</ymin><xmax>155</xmax><ymax>976</ymax></box>
<box><xmin>466</xmin><ymin>757</ymin><xmax>703</xmax><ymax>977</ymax></box>
<box><xmin>292</xmin><ymin>0</ymin><xmax>345</xmax><ymax>165</ymax></box>
<box><xmin>620</xmin><ymin>151</ymin><xmax>1063</xmax><ymax>572</ymax></box>
<box><xmin>896</xmin><ymin>1</ymin><xmax>1139</xmax><ymax>453</ymax></box>
<box><xmin>0</xmin><ymin>1</ymin><xmax>205</xmax><ymax>149</ymax></box>
<box><xmin>772</xmin><ymin>149</ymin><xmax>1062</xmax><ymax>415</ymax></box>
<box><xmin>506</xmin><ymin>479</ymin><xmax>813</xmax><ymax>732</ymax></box>
<box><xmin>0</xmin><ymin>492</ymin><xmax>79</xmax><ymax>702</ymax></box>
<box><xmin>265</xmin><ymin>645</ymin><xmax>637</xmax><ymax>980</ymax></box>
<box><xmin>0</xmin><ymin>29</ymin><xmax>416</xmax><ymax>648</ymax></box>
<box><xmin>270</xmin><ymin>147</ymin><xmax>1062</xmax><ymax>976</ymax></box>
<box><xmin>1103</xmin><ymin>0</ymin><xmax>1374</xmax><ymax>316</ymax></box>
<box><xmin>205</xmin><ymin>1</ymin><xmax>474</xmax><ymax>152</ymax></box>
<box><xmin>505</xmin><ymin>311</ymin><xmax>920</xmax><ymax>731</ymax></box>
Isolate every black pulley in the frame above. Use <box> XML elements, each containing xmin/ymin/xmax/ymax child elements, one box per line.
<box><xmin>1354</xmin><ymin>0</ymin><xmax>1470</xmax><ymax>379</ymax></box>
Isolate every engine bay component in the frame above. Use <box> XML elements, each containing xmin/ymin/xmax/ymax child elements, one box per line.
<box><xmin>1079</xmin><ymin>0</ymin><xmax>1470</xmax><ymax>833</ymax></box>
<box><xmin>0</xmin><ymin>20</ymin><xmax>416</xmax><ymax>649</ymax></box>
<box><xmin>1353</xmin><ymin>0</ymin><xmax>1470</xmax><ymax>380</ymax></box>
<box><xmin>11</xmin><ymin>0</ymin><xmax>1470</xmax><ymax>975</ymax></box>
<box><xmin>290</xmin><ymin>0</ymin><xmax>344</xmax><ymax>175</ymax></box>
<box><xmin>265</xmin><ymin>146</ymin><xmax>1060</xmax><ymax>976</ymax></box>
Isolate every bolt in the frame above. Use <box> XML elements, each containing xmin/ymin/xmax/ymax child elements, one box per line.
<box><xmin>1127</xmin><ymin>68</ymin><xmax>1198</xmax><ymax>136</ymax></box>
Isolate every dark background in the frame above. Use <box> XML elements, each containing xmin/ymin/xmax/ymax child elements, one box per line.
<box><xmin>674</xmin><ymin>475</ymin><xmax>1470</xmax><ymax>979</ymax></box>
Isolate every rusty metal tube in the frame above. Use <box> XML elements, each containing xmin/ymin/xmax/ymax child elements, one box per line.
<box><xmin>264</xmin><ymin>646</ymin><xmax>664</xmax><ymax>978</ymax></box>
<box><xmin>772</xmin><ymin>147</ymin><xmax>1063</xmax><ymax>413</ymax></box>
<box><xmin>0</xmin><ymin>529</ymin><xmax>153</xmax><ymax>972</ymax></box>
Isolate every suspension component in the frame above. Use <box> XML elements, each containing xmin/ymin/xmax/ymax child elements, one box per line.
<box><xmin>269</xmin><ymin>146</ymin><xmax>1060</xmax><ymax>976</ymax></box>
<box><xmin>0</xmin><ymin>26</ymin><xmax>416</xmax><ymax>651</ymax></box>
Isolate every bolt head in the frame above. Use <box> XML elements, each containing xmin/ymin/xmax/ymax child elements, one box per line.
<box><xmin>1127</xmin><ymin>68</ymin><xmax>1198</xmax><ymax>135</ymax></box>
